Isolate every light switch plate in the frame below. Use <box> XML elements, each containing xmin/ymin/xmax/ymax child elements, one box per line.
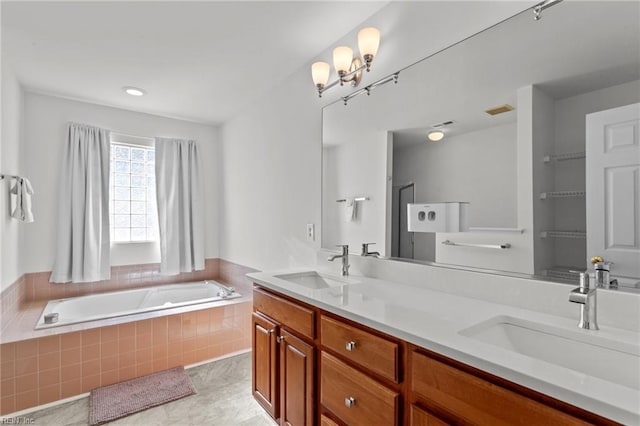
<box><xmin>306</xmin><ymin>224</ymin><xmax>315</xmax><ymax>241</ymax></box>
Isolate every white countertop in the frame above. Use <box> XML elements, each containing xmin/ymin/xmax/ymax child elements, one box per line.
<box><xmin>248</xmin><ymin>268</ymin><xmax>640</xmax><ymax>425</ymax></box>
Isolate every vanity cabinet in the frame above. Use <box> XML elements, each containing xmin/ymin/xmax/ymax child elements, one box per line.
<box><xmin>319</xmin><ymin>314</ymin><xmax>402</xmax><ymax>426</ymax></box>
<box><xmin>321</xmin><ymin>351</ymin><xmax>399</xmax><ymax>426</ymax></box>
<box><xmin>280</xmin><ymin>329</ymin><xmax>315</xmax><ymax>426</ymax></box>
<box><xmin>252</xmin><ymin>312</ymin><xmax>280</xmax><ymax>418</ymax></box>
<box><xmin>320</xmin><ymin>315</ymin><xmax>400</xmax><ymax>383</ymax></box>
<box><xmin>408</xmin><ymin>348</ymin><xmax>608</xmax><ymax>426</ymax></box>
<box><xmin>408</xmin><ymin>405</ymin><xmax>449</xmax><ymax>426</ymax></box>
<box><xmin>253</xmin><ymin>285</ymin><xmax>616</xmax><ymax>426</ymax></box>
<box><xmin>252</xmin><ymin>288</ymin><xmax>316</xmax><ymax>426</ymax></box>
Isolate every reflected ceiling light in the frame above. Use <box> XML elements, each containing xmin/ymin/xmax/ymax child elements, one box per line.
<box><xmin>311</xmin><ymin>27</ymin><xmax>381</xmax><ymax>98</ymax></box>
<box><xmin>427</xmin><ymin>130</ymin><xmax>445</xmax><ymax>142</ymax></box>
<box><xmin>123</xmin><ymin>86</ymin><xmax>146</xmax><ymax>96</ymax></box>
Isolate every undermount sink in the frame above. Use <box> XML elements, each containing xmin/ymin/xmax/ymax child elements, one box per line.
<box><xmin>460</xmin><ymin>316</ymin><xmax>640</xmax><ymax>390</ymax></box>
<box><xmin>274</xmin><ymin>271</ymin><xmax>356</xmax><ymax>289</ymax></box>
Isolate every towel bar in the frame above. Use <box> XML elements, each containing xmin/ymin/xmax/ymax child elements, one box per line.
<box><xmin>0</xmin><ymin>174</ymin><xmax>20</xmax><ymax>181</ymax></box>
<box><xmin>336</xmin><ymin>197</ymin><xmax>369</xmax><ymax>202</ymax></box>
<box><xmin>442</xmin><ymin>240</ymin><xmax>511</xmax><ymax>249</ymax></box>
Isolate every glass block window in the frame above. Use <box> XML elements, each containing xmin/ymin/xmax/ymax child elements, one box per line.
<box><xmin>109</xmin><ymin>142</ymin><xmax>158</xmax><ymax>242</ymax></box>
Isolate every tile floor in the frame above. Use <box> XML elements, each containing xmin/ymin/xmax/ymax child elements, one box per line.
<box><xmin>14</xmin><ymin>352</ymin><xmax>276</xmax><ymax>425</ymax></box>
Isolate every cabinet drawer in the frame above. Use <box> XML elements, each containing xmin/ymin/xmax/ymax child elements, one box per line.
<box><xmin>410</xmin><ymin>351</ymin><xmax>588</xmax><ymax>426</ymax></box>
<box><xmin>321</xmin><ymin>315</ymin><xmax>399</xmax><ymax>383</ymax></box>
<box><xmin>320</xmin><ymin>415</ymin><xmax>340</xmax><ymax>426</ymax></box>
<box><xmin>410</xmin><ymin>404</ymin><xmax>450</xmax><ymax>426</ymax></box>
<box><xmin>321</xmin><ymin>352</ymin><xmax>399</xmax><ymax>426</ymax></box>
<box><xmin>253</xmin><ymin>287</ymin><xmax>315</xmax><ymax>339</ymax></box>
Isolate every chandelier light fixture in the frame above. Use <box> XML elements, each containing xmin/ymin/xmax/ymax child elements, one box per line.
<box><xmin>311</xmin><ymin>27</ymin><xmax>381</xmax><ymax>97</ymax></box>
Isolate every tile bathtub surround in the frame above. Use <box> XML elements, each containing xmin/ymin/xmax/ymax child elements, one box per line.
<box><xmin>0</xmin><ymin>301</ymin><xmax>253</xmax><ymax>415</ymax></box>
<box><xmin>25</xmin><ymin>258</ymin><xmax>221</xmax><ymax>302</ymax></box>
<box><xmin>0</xmin><ymin>258</ymin><xmax>257</xmax><ymax>415</ymax></box>
<box><xmin>218</xmin><ymin>260</ymin><xmax>258</xmax><ymax>290</ymax></box>
<box><xmin>0</xmin><ymin>258</ymin><xmax>223</xmax><ymax>335</ymax></box>
<box><xmin>0</xmin><ymin>276</ymin><xmax>27</xmax><ymax>332</ymax></box>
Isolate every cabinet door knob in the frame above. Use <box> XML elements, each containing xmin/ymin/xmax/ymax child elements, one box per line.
<box><xmin>345</xmin><ymin>341</ymin><xmax>357</xmax><ymax>351</ymax></box>
<box><xmin>276</xmin><ymin>336</ymin><xmax>285</xmax><ymax>343</ymax></box>
<box><xmin>344</xmin><ymin>397</ymin><xmax>356</xmax><ymax>408</ymax></box>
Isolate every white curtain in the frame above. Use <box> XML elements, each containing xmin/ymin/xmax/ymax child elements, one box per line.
<box><xmin>155</xmin><ymin>138</ymin><xmax>205</xmax><ymax>275</ymax></box>
<box><xmin>51</xmin><ymin>123</ymin><xmax>111</xmax><ymax>283</ymax></box>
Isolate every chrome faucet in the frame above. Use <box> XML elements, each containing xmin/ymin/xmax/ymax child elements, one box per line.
<box><xmin>568</xmin><ymin>272</ymin><xmax>599</xmax><ymax>330</ymax></box>
<box><xmin>361</xmin><ymin>242</ymin><xmax>380</xmax><ymax>257</ymax></box>
<box><xmin>328</xmin><ymin>245</ymin><xmax>350</xmax><ymax>276</ymax></box>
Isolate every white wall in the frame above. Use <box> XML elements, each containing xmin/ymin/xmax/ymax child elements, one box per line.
<box><xmin>323</xmin><ymin>130</ymin><xmax>389</xmax><ymax>255</ymax></box>
<box><xmin>531</xmin><ymin>86</ymin><xmax>557</xmax><ymax>276</ymax></box>
<box><xmin>220</xmin><ymin>1</ymin><xmax>526</xmax><ymax>270</ymax></box>
<box><xmin>21</xmin><ymin>92</ymin><xmax>220</xmax><ymax>274</ymax></box>
<box><xmin>0</xmin><ymin>64</ymin><xmax>24</xmax><ymax>291</ymax></box>
<box><xmin>394</xmin><ymin>123</ymin><xmax>518</xmax><ymax>228</ymax></box>
<box><xmin>393</xmin><ymin>123</ymin><xmax>517</xmax><ymax>263</ymax></box>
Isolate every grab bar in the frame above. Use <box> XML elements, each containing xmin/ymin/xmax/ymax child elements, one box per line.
<box><xmin>442</xmin><ymin>240</ymin><xmax>511</xmax><ymax>249</ymax></box>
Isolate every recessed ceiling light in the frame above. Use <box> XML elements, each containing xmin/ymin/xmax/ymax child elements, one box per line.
<box><xmin>427</xmin><ymin>130</ymin><xmax>445</xmax><ymax>142</ymax></box>
<box><xmin>123</xmin><ymin>86</ymin><xmax>146</xmax><ymax>97</ymax></box>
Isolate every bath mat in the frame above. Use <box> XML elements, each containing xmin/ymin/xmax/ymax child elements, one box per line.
<box><xmin>88</xmin><ymin>366</ymin><xmax>196</xmax><ymax>425</ymax></box>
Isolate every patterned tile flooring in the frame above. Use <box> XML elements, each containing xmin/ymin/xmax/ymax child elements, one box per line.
<box><xmin>19</xmin><ymin>352</ymin><xmax>276</xmax><ymax>425</ymax></box>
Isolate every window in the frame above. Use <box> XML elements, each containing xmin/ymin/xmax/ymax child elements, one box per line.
<box><xmin>109</xmin><ymin>139</ymin><xmax>158</xmax><ymax>242</ymax></box>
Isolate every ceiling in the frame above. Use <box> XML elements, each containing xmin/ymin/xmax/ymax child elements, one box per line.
<box><xmin>323</xmin><ymin>1</ymin><xmax>640</xmax><ymax>148</ymax></box>
<box><xmin>1</xmin><ymin>1</ymin><xmax>388</xmax><ymax>125</ymax></box>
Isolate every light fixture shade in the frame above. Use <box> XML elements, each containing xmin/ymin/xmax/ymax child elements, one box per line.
<box><xmin>311</xmin><ymin>62</ymin><xmax>330</xmax><ymax>87</ymax></box>
<box><xmin>333</xmin><ymin>46</ymin><xmax>353</xmax><ymax>74</ymax></box>
<box><xmin>358</xmin><ymin>27</ymin><xmax>380</xmax><ymax>58</ymax></box>
<box><xmin>427</xmin><ymin>130</ymin><xmax>445</xmax><ymax>142</ymax></box>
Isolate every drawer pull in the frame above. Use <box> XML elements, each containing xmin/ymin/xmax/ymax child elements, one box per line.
<box><xmin>344</xmin><ymin>396</ymin><xmax>356</xmax><ymax>408</ymax></box>
<box><xmin>277</xmin><ymin>336</ymin><xmax>285</xmax><ymax>343</ymax></box>
<box><xmin>345</xmin><ymin>341</ymin><xmax>357</xmax><ymax>351</ymax></box>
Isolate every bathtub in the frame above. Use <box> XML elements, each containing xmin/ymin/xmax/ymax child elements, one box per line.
<box><xmin>35</xmin><ymin>280</ymin><xmax>241</xmax><ymax>329</ymax></box>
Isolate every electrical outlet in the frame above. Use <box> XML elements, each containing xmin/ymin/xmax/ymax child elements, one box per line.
<box><xmin>306</xmin><ymin>224</ymin><xmax>315</xmax><ymax>241</ymax></box>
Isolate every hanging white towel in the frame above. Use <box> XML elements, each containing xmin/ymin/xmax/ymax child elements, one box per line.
<box><xmin>344</xmin><ymin>197</ymin><xmax>356</xmax><ymax>222</ymax></box>
<box><xmin>10</xmin><ymin>177</ymin><xmax>35</xmax><ymax>223</ymax></box>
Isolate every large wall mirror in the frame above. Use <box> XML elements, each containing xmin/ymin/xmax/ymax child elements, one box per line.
<box><xmin>322</xmin><ymin>1</ymin><xmax>640</xmax><ymax>287</ymax></box>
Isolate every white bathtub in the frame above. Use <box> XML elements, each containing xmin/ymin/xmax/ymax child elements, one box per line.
<box><xmin>35</xmin><ymin>280</ymin><xmax>241</xmax><ymax>329</ymax></box>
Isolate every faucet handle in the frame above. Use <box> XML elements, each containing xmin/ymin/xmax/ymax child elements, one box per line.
<box><xmin>361</xmin><ymin>242</ymin><xmax>374</xmax><ymax>253</ymax></box>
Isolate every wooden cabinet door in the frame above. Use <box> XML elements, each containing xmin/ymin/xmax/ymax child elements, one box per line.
<box><xmin>252</xmin><ymin>312</ymin><xmax>279</xmax><ymax>419</ymax></box>
<box><xmin>280</xmin><ymin>329</ymin><xmax>315</xmax><ymax>426</ymax></box>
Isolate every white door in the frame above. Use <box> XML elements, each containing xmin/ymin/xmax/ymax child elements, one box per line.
<box><xmin>586</xmin><ymin>103</ymin><xmax>640</xmax><ymax>280</ymax></box>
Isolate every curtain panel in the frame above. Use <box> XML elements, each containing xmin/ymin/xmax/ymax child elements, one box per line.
<box><xmin>155</xmin><ymin>138</ymin><xmax>205</xmax><ymax>275</ymax></box>
<box><xmin>51</xmin><ymin>122</ymin><xmax>111</xmax><ymax>283</ymax></box>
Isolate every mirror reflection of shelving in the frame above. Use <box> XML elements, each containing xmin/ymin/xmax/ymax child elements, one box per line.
<box><xmin>540</xmin><ymin>151</ymin><xmax>587</xmax><ymax>282</ymax></box>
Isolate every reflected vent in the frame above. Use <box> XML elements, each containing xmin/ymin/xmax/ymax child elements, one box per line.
<box><xmin>485</xmin><ymin>104</ymin><xmax>514</xmax><ymax>116</ymax></box>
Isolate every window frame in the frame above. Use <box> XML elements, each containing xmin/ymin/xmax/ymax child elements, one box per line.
<box><xmin>109</xmin><ymin>134</ymin><xmax>158</xmax><ymax>245</ymax></box>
